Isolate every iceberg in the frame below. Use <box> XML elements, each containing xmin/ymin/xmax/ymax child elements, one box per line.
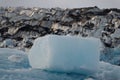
<box><xmin>97</xmin><ymin>61</ymin><xmax>120</xmax><ymax>80</ymax></box>
<box><xmin>28</xmin><ymin>35</ymin><xmax>102</xmax><ymax>75</ymax></box>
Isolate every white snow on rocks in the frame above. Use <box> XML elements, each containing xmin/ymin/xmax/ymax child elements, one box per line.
<box><xmin>28</xmin><ymin>35</ymin><xmax>102</xmax><ymax>75</ymax></box>
<box><xmin>111</xmin><ymin>29</ymin><xmax>120</xmax><ymax>38</ymax></box>
<box><xmin>0</xmin><ymin>39</ymin><xmax>16</xmax><ymax>48</ymax></box>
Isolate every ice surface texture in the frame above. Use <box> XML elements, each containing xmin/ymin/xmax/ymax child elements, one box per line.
<box><xmin>29</xmin><ymin>35</ymin><xmax>102</xmax><ymax>75</ymax></box>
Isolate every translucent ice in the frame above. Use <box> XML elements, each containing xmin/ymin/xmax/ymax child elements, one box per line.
<box><xmin>28</xmin><ymin>35</ymin><xmax>102</xmax><ymax>75</ymax></box>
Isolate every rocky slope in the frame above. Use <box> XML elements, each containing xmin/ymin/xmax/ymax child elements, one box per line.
<box><xmin>0</xmin><ymin>6</ymin><xmax>120</xmax><ymax>65</ymax></box>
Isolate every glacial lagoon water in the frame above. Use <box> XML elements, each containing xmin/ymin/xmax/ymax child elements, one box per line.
<box><xmin>0</xmin><ymin>48</ymin><xmax>90</xmax><ymax>80</ymax></box>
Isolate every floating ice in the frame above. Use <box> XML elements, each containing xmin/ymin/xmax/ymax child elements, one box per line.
<box><xmin>96</xmin><ymin>61</ymin><xmax>120</xmax><ymax>80</ymax></box>
<box><xmin>0</xmin><ymin>48</ymin><xmax>30</xmax><ymax>69</ymax></box>
<box><xmin>8</xmin><ymin>55</ymin><xmax>23</xmax><ymax>63</ymax></box>
<box><xmin>28</xmin><ymin>35</ymin><xmax>102</xmax><ymax>75</ymax></box>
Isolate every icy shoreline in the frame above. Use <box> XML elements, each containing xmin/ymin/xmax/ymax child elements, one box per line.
<box><xmin>0</xmin><ymin>6</ymin><xmax>120</xmax><ymax>66</ymax></box>
<box><xmin>0</xmin><ymin>48</ymin><xmax>120</xmax><ymax>80</ymax></box>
